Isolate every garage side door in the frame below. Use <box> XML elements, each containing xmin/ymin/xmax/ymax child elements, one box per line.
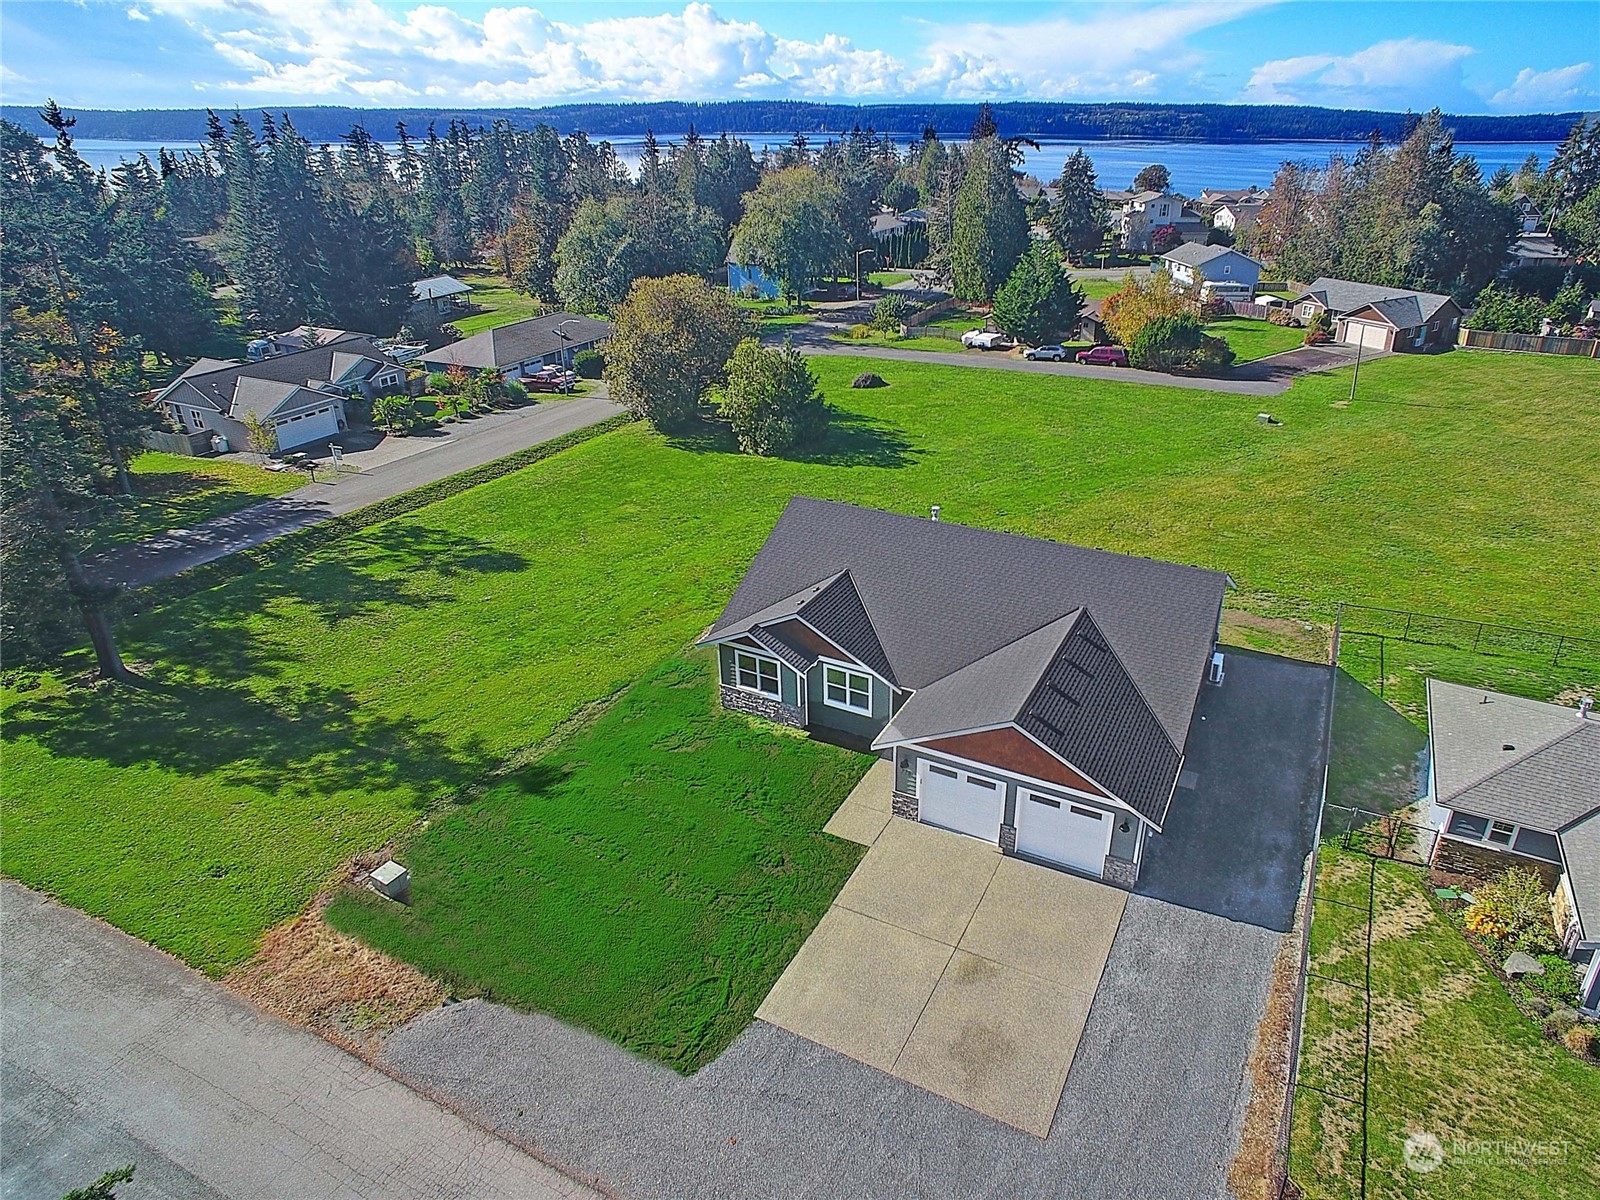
<box><xmin>1015</xmin><ymin>790</ymin><xmax>1112</xmax><ymax>874</ymax></box>
<box><xmin>917</xmin><ymin>760</ymin><xmax>1004</xmax><ymax>843</ymax></box>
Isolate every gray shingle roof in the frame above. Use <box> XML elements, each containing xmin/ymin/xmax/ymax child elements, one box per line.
<box><xmin>1559</xmin><ymin>809</ymin><xmax>1600</xmax><ymax>943</ymax></box>
<box><xmin>878</xmin><ymin>612</ymin><xmax>1081</xmax><ymax>746</ymax></box>
<box><xmin>412</xmin><ymin>275</ymin><xmax>471</xmax><ymax>301</ymax></box>
<box><xmin>1428</xmin><ymin>679</ymin><xmax>1600</xmax><ymax>831</ymax></box>
<box><xmin>1161</xmin><ymin>242</ymin><xmax>1236</xmax><ymax>268</ymax></box>
<box><xmin>1296</xmin><ymin>277</ymin><xmax>1455</xmax><ymax>322</ymax></box>
<box><xmin>423</xmin><ymin>313</ymin><xmax>611</xmax><ymax>371</ymax></box>
<box><xmin>748</xmin><ymin>624</ymin><xmax>815</xmax><ymax>673</ymax></box>
<box><xmin>706</xmin><ymin>496</ymin><xmax>1226</xmax><ymax>754</ymax></box>
<box><xmin>157</xmin><ymin>335</ymin><xmax>396</xmax><ymax>416</ymax></box>
<box><xmin>798</xmin><ymin>572</ymin><xmax>895</xmax><ymax>684</ymax></box>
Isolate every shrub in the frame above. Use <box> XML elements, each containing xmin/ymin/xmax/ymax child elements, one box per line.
<box><xmin>1128</xmin><ymin>314</ymin><xmax>1235</xmax><ymax>375</ymax></box>
<box><xmin>427</xmin><ymin>371</ymin><xmax>455</xmax><ymax>394</ymax></box>
<box><xmin>502</xmin><ymin>380</ymin><xmax>529</xmax><ymax>405</ymax></box>
<box><xmin>1304</xmin><ymin>311</ymin><xmax>1333</xmax><ymax>345</ymax></box>
<box><xmin>1465</xmin><ymin>866</ymin><xmax>1558</xmax><ymax>954</ymax></box>
<box><xmin>1471</xmin><ymin>281</ymin><xmax>1544</xmax><ymax>334</ymax></box>
<box><xmin>870</xmin><ymin>294</ymin><xmax>910</xmax><ymax>335</ymax></box>
<box><xmin>1525</xmin><ymin>954</ymin><xmax>1581</xmax><ymax>1006</ymax></box>
<box><xmin>1545</xmin><ymin>1010</ymin><xmax>1579</xmax><ymax>1040</ymax></box>
<box><xmin>716</xmin><ymin>337</ymin><xmax>829</xmax><ymax>456</ymax></box>
<box><xmin>851</xmin><ymin>372</ymin><xmax>887</xmax><ymax>388</ymax></box>
<box><xmin>1198</xmin><ymin>293</ymin><xmax>1231</xmax><ymax>321</ymax></box>
<box><xmin>1564</xmin><ymin>1023</ymin><xmax>1599</xmax><ymax>1058</ymax></box>
<box><xmin>1268</xmin><ymin>308</ymin><xmax>1301</xmax><ymax>328</ymax></box>
<box><xmin>573</xmin><ymin>348</ymin><xmax>605</xmax><ymax>379</ymax></box>
<box><xmin>846</xmin><ymin>323</ymin><xmax>875</xmax><ymax>340</ymax></box>
<box><xmin>1149</xmin><ymin>224</ymin><xmax>1183</xmax><ymax>254</ymax></box>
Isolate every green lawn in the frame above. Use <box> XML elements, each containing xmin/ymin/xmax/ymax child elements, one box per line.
<box><xmin>448</xmin><ymin>267</ymin><xmax>545</xmax><ymax>336</ymax></box>
<box><xmin>325</xmin><ymin>653</ymin><xmax>866</xmax><ymax>1071</ymax></box>
<box><xmin>868</xmin><ymin>270</ymin><xmax>914</xmax><ymax>287</ymax></box>
<box><xmin>1207</xmin><ymin>314</ymin><xmax>1306</xmax><ymax>363</ymax></box>
<box><xmin>828</xmin><ymin>330</ymin><xmax>967</xmax><ymax>352</ymax></box>
<box><xmin>4</xmin><ymin>349</ymin><xmax>1597</xmax><ymax>997</ymax></box>
<box><xmin>86</xmin><ymin>452</ymin><xmax>303</xmax><ymax>551</ymax></box>
<box><xmin>1072</xmin><ymin>276</ymin><xmax>1124</xmax><ymax>302</ymax></box>
<box><xmin>1291</xmin><ymin>842</ymin><xmax>1600</xmax><ymax>1199</ymax></box>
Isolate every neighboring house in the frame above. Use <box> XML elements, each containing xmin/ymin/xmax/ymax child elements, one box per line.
<box><xmin>1424</xmin><ymin>680</ymin><xmax>1600</xmax><ymax>1014</ymax></box>
<box><xmin>728</xmin><ymin>257</ymin><xmax>782</xmax><ymax>300</ymax></box>
<box><xmin>1212</xmin><ymin>199</ymin><xmax>1266</xmax><ymax>236</ymax></box>
<box><xmin>699</xmin><ymin>498</ymin><xmax>1228</xmax><ymax>887</ymax></box>
<box><xmin>421</xmin><ymin>313</ymin><xmax>611</xmax><ymax>379</ymax></box>
<box><xmin>411</xmin><ymin>274</ymin><xmax>473</xmax><ymax>316</ymax></box>
<box><xmin>246</xmin><ymin>325</ymin><xmax>368</xmax><ymax>361</ymax></box>
<box><xmin>153</xmin><ymin>334</ymin><xmax>404</xmax><ymax>453</ymax></box>
<box><xmin>1292</xmin><ymin>277</ymin><xmax>1463</xmax><ymax>353</ymax></box>
<box><xmin>1197</xmin><ymin>186</ymin><xmax>1269</xmax><ymax>213</ymax></box>
<box><xmin>1159</xmin><ymin>243</ymin><xmax>1264</xmax><ymax>299</ymax></box>
<box><xmin>1103</xmin><ymin>190</ymin><xmax>1206</xmax><ymax>251</ymax></box>
<box><xmin>1507</xmin><ymin>232</ymin><xmax>1575</xmax><ymax>272</ymax></box>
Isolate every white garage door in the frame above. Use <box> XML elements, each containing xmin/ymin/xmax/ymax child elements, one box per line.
<box><xmin>1015</xmin><ymin>790</ymin><xmax>1112</xmax><ymax>874</ymax></box>
<box><xmin>1342</xmin><ymin>320</ymin><xmax>1390</xmax><ymax>351</ymax></box>
<box><xmin>274</xmin><ymin>404</ymin><xmax>341</xmax><ymax>450</ymax></box>
<box><xmin>917</xmin><ymin>760</ymin><xmax>1004</xmax><ymax>842</ymax></box>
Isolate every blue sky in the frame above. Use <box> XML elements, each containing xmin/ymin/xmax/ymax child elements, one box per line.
<box><xmin>2</xmin><ymin>1</ymin><xmax>1597</xmax><ymax>113</ymax></box>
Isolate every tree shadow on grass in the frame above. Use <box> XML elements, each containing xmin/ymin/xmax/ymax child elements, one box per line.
<box><xmin>664</xmin><ymin>406</ymin><xmax>918</xmax><ymax>469</ymax></box>
<box><xmin>7</xmin><ymin>522</ymin><xmax>534</xmax><ymax>807</ymax></box>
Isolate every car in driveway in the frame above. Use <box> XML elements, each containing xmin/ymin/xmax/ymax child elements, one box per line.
<box><xmin>1075</xmin><ymin>345</ymin><xmax>1129</xmax><ymax>367</ymax></box>
<box><xmin>521</xmin><ymin>366</ymin><xmax>577</xmax><ymax>393</ymax></box>
<box><xmin>1024</xmin><ymin>344</ymin><xmax>1069</xmax><ymax>361</ymax></box>
<box><xmin>961</xmin><ymin>329</ymin><xmax>1010</xmax><ymax>350</ymax></box>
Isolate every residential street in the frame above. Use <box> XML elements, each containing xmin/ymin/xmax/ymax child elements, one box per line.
<box><xmin>90</xmin><ymin>393</ymin><xmax>622</xmax><ymax>589</ymax></box>
<box><xmin>0</xmin><ymin>882</ymin><xmax>604</xmax><ymax>1200</ymax></box>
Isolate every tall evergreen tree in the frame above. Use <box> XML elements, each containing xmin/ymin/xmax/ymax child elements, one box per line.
<box><xmin>948</xmin><ymin>135</ymin><xmax>1029</xmax><ymax>302</ymax></box>
<box><xmin>1046</xmin><ymin>149</ymin><xmax>1106</xmax><ymax>264</ymax></box>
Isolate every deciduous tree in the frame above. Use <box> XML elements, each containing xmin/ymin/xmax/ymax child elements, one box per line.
<box><xmin>717</xmin><ymin>338</ymin><xmax>829</xmax><ymax>455</ymax></box>
<box><xmin>730</xmin><ymin>168</ymin><xmax>848</xmax><ymax>301</ymax></box>
<box><xmin>605</xmin><ymin>275</ymin><xmax>749</xmax><ymax>428</ymax></box>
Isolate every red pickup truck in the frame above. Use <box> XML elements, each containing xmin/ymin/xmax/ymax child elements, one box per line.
<box><xmin>1075</xmin><ymin>346</ymin><xmax>1129</xmax><ymax>367</ymax></box>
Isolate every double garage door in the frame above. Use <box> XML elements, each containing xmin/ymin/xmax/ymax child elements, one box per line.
<box><xmin>274</xmin><ymin>404</ymin><xmax>342</xmax><ymax>450</ymax></box>
<box><xmin>917</xmin><ymin>760</ymin><xmax>1112</xmax><ymax>875</ymax></box>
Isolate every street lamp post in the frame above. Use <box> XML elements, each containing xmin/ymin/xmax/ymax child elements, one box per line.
<box><xmin>855</xmin><ymin>248</ymin><xmax>876</xmax><ymax>302</ymax></box>
<box><xmin>556</xmin><ymin>318</ymin><xmax>579</xmax><ymax>393</ymax></box>
<box><xmin>1348</xmin><ymin>334</ymin><xmax>1364</xmax><ymax>404</ymax></box>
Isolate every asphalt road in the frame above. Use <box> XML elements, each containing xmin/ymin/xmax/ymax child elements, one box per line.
<box><xmin>786</xmin><ymin>324</ymin><xmax>1372</xmax><ymax>396</ymax></box>
<box><xmin>91</xmin><ymin>394</ymin><xmax>622</xmax><ymax>589</ymax></box>
<box><xmin>0</xmin><ymin>882</ymin><xmax>603</xmax><ymax>1200</ymax></box>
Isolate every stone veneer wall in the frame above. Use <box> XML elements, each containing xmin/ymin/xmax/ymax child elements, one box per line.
<box><xmin>1101</xmin><ymin>856</ymin><xmax>1138</xmax><ymax>890</ymax></box>
<box><xmin>891</xmin><ymin>790</ymin><xmax>918</xmax><ymax>820</ymax></box>
<box><xmin>719</xmin><ymin>684</ymin><xmax>803</xmax><ymax>728</ymax></box>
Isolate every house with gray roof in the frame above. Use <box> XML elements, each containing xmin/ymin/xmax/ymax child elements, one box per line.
<box><xmin>1425</xmin><ymin>680</ymin><xmax>1600</xmax><ymax>1013</ymax></box>
<box><xmin>1292</xmin><ymin>277</ymin><xmax>1463</xmax><ymax>353</ymax></box>
<box><xmin>1159</xmin><ymin>243</ymin><xmax>1264</xmax><ymax>299</ymax></box>
<box><xmin>421</xmin><ymin>313</ymin><xmax>611</xmax><ymax>380</ymax></box>
<box><xmin>153</xmin><ymin>333</ymin><xmax>405</xmax><ymax>454</ymax></box>
<box><xmin>411</xmin><ymin>274</ymin><xmax>473</xmax><ymax>316</ymax></box>
<box><xmin>699</xmin><ymin>498</ymin><xmax>1229</xmax><ymax>885</ymax></box>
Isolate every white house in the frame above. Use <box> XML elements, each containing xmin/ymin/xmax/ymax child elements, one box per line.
<box><xmin>1213</xmin><ymin>199</ymin><xmax>1266</xmax><ymax>236</ymax></box>
<box><xmin>1103</xmin><ymin>190</ymin><xmax>1206</xmax><ymax>252</ymax></box>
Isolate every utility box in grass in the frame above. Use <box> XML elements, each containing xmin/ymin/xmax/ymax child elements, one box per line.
<box><xmin>369</xmin><ymin>860</ymin><xmax>410</xmax><ymax>901</ymax></box>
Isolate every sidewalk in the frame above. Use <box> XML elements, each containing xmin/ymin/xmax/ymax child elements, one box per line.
<box><xmin>91</xmin><ymin>393</ymin><xmax>622</xmax><ymax>589</ymax></box>
<box><xmin>0</xmin><ymin>882</ymin><xmax>606</xmax><ymax>1200</ymax></box>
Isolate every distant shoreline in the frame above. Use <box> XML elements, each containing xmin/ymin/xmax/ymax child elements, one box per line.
<box><xmin>1</xmin><ymin>99</ymin><xmax>1580</xmax><ymax>147</ymax></box>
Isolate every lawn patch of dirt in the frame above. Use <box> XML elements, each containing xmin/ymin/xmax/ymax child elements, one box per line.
<box><xmin>1228</xmin><ymin>921</ymin><xmax>1303</xmax><ymax>1200</ymax></box>
<box><xmin>1219</xmin><ymin>610</ymin><xmax>1332</xmax><ymax>664</ymax></box>
<box><xmin>224</xmin><ymin>884</ymin><xmax>445</xmax><ymax>1058</ymax></box>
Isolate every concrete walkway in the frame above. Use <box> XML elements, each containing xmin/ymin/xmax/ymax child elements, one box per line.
<box><xmin>0</xmin><ymin>882</ymin><xmax>604</xmax><ymax>1200</ymax></box>
<box><xmin>91</xmin><ymin>393</ymin><xmax>622</xmax><ymax>589</ymax></box>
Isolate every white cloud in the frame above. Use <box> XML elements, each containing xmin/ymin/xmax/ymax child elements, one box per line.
<box><xmin>1489</xmin><ymin>62</ymin><xmax>1595</xmax><ymax>111</ymax></box>
<box><xmin>127</xmin><ymin>6</ymin><xmax>151</xmax><ymax>21</ymax></box>
<box><xmin>133</xmin><ymin>0</ymin><xmax>1282</xmax><ymax>105</ymax></box>
<box><xmin>1241</xmin><ymin>37</ymin><xmax>1475</xmax><ymax>109</ymax></box>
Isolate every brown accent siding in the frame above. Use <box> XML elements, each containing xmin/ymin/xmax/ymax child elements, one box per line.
<box><xmin>767</xmin><ymin>618</ymin><xmax>848</xmax><ymax>662</ymax></box>
<box><xmin>921</xmin><ymin>728</ymin><xmax>1112</xmax><ymax>800</ymax></box>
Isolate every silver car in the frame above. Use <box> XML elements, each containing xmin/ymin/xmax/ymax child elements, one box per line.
<box><xmin>1024</xmin><ymin>344</ymin><xmax>1068</xmax><ymax>361</ymax></box>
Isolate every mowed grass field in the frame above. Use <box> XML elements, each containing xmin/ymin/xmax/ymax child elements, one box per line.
<box><xmin>87</xmin><ymin>452</ymin><xmax>303</xmax><ymax>551</ymax></box>
<box><xmin>326</xmin><ymin>654</ymin><xmax>867</xmax><ymax>1070</ymax></box>
<box><xmin>1291</xmin><ymin>843</ymin><xmax>1600</xmax><ymax>1199</ymax></box>
<box><xmin>447</xmin><ymin>267</ymin><xmax>545</xmax><ymax>335</ymax></box>
<box><xmin>4</xmin><ymin>350</ymin><xmax>1597</xmax><ymax>987</ymax></box>
<box><xmin>1206</xmin><ymin>314</ymin><xmax>1306</xmax><ymax>362</ymax></box>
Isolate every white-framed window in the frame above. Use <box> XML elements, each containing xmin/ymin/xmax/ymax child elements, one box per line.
<box><xmin>190</xmin><ymin>409</ymin><xmax>205</xmax><ymax>428</ymax></box>
<box><xmin>1301</xmin><ymin>303</ymin><xmax>1316</xmax><ymax>318</ymax></box>
<box><xmin>823</xmin><ymin>665</ymin><xmax>871</xmax><ymax>713</ymax></box>
<box><xmin>734</xmin><ymin>650</ymin><xmax>780</xmax><ymax>697</ymax></box>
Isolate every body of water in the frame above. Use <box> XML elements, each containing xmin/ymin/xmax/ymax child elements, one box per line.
<box><xmin>72</xmin><ymin>135</ymin><xmax>1560</xmax><ymax>195</ymax></box>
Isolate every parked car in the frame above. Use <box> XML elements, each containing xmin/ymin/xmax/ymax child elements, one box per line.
<box><xmin>960</xmin><ymin>329</ymin><xmax>1009</xmax><ymax>350</ymax></box>
<box><xmin>1075</xmin><ymin>346</ymin><xmax>1129</xmax><ymax>367</ymax></box>
<box><xmin>1024</xmin><ymin>344</ymin><xmax>1069</xmax><ymax>361</ymax></box>
<box><xmin>521</xmin><ymin>366</ymin><xmax>577</xmax><ymax>392</ymax></box>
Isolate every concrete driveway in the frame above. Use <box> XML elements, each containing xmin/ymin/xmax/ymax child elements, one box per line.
<box><xmin>764</xmin><ymin>773</ymin><xmax>1126</xmax><ymax>1136</ymax></box>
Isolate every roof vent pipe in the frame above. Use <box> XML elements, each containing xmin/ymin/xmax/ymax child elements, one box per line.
<box><xmin>930</xmin><ymin>505</ymin><xmax>940</xmax><ymax>522</ymax></box>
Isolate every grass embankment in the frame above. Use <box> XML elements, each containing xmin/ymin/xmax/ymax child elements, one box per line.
<box><xmin>4</xmin><ymin>349</ymin><xmax>1596</xmax><ymax>1011</ymax></box>
<box><xmin>326</xmin><ymin>654</ymin><xmax>866</xmax><ymax>1071</ymax></box>
<box><xmin>1291</xmin><ymin>842</ymin><xmax>1600</xmax><ymax>1199</ymax></box>
<box><xmin>86</xmin><ymin>452</ymin><xmax>303</xmax><ymax>551</ymax></box>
